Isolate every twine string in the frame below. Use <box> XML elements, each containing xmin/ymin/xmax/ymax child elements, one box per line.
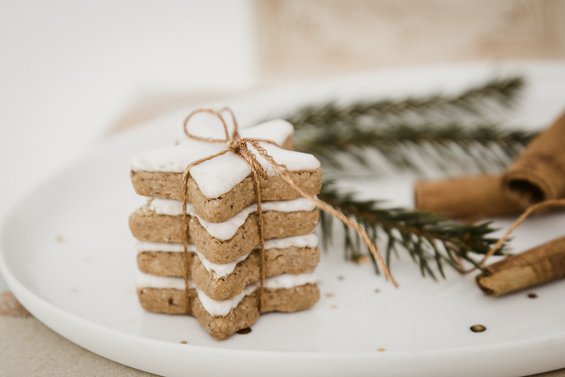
<box><xmin>181</xmin><ymin>170</ymin><xmax>191</xmax><ymax>313</ymax></box>
<box><xmin>180</xmin><ymin>108</ymin><xmax>398</xmax><ymax>314</ymax></box>
<box><xmin>468</xmin><ymin>198</ymin><xmax>565</xmax><ymax>273</ymax></box>
<box><xmin>248</xmin><ymin>139</ymin><xmax>398</xmax><ymax>286</ymax></box>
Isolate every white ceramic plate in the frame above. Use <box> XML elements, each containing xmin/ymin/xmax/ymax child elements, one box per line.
<box><xmin>2</xmin><ymin>62</ymin><xmax>565</xmax><ymax>377</ymax></box>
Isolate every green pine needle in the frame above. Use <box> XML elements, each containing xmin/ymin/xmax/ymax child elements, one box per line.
<box><xmin>319</xmin><ymin>182</ymin><xmax>502</xmax><ymax>278</ymax></box>
<box><xmin>287</xmin><ymin>77</ymin><xmax>525</xmax><ymax>131</ymax></box>
<box><xmin>295</xmin><ymin>123</ymin><xmax>537</xmax><ymax>174</ymax></box>
<box><xmin>279</xmin><ymin>75</ymin><xmax>530</xmax><ymax>278</ymax></box>
<box><xmin>287</xmin><ymin>76</ymin><xmax>535</xmax><ymax>174</ymax></box>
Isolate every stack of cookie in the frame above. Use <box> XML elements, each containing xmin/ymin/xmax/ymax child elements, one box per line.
<box><xmin>128</xmin><ymin>117</ymin><xmax>323</xmax><ymax>339</ymax></box>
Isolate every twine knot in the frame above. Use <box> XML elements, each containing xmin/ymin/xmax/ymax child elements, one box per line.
<box><xmin>227</xmin><ymin>136</ymin><xmax>243</xmax><ymax>153</ymax></box>
<box><xmin>179</xmin><ymin>107</ymin><xmax>397</xmax><ymax>315</ymax></box>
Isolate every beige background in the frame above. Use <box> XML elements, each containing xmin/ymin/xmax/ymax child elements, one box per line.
<box><xmin>257</xmin><ymin>0</ymin><xmax>565</xmax><ymax>78</ymax></box>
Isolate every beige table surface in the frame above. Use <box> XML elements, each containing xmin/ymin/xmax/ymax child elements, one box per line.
<box><xmin>0</xmin><ymin>292</ymin><xmax>155</xmax><ymax>377</ymax></box>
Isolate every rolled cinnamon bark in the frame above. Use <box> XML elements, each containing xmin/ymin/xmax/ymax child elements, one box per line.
<box><xmin>414</xmin><ymin>174</ymin><xmax>522</xmax><ymax>220</ymax></box>
<box><xmin>503</xmin><ymin>112</ymin><xmax>565</xmax><ymax>207</ymax></box>
<box><xmin>476</xmin><ymin>236</ymin><xmax>565</xmax><ymax>296</ymax></box>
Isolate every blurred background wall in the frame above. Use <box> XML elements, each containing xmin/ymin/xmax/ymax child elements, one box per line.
<box><xmin>0</xmin><ymin>0</ymin><xmax>564</xmax><ymax>219</ymax></box>
<box><xmin>256</xmin><ymin>0</ymin><xmax>565</xmax><ymax>78</ymax></box>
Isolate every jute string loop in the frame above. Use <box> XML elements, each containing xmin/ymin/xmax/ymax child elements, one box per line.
<box><xmin>468</xmin><ymin>198</ymin><xmax>565</xmax><ymax>273</ymax></box>
<box><xmin>180</xmin><ymin>108</ymin><xmax>398</xmax><ymax>314</ymax></box>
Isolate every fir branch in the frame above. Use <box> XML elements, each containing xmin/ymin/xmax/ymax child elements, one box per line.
<box><xmin>319</xmin><ymin>182</ymin><xmax>502</xmax><ymax>278</ymax></box>
<box><xmin>286</xmin><ymin>76</ymin><xmax>524</xmax><ymax>131</ymax></box>
<box><xmin>296</xmin><ymin>123</ymin><xmax>538</xmax><ymax>173</ymax></box>
<box><xmin>280</xmin><ymin>75</ymin><xmax>529</xmax><ymax>277</ymax></box>
<box><xmin>287</xmin><ymin>75</ymin><xmax>531</xmax><ymax>174</ymax></box>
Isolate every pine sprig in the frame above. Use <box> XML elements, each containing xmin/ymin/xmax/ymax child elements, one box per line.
<box><xmin>296</xmin><ymin>123</ymin><xmax>537</xmax><ymax>173</ymax></box>
<box><xmin>319</xmin><ymin>182</ymin><xmax>502</xmax><ymax>278</ymax></box>
<box><xmin>287</xmin><ymin>77</ymin><xmax>524</xmax><ymax>131</ymax></box>
<box><xmin>281</xmin><ymin>75</ymin><xmax>529</xmax><ymax>277</ymax></box>
<box><xmin>288</xmin><ymin>75</ymin><xmax>534</xmax><ymax>174</ymax></box>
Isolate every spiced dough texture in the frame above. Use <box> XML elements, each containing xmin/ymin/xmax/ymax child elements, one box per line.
<box><xmin>137</xmin><ymin>284</ymin><xmax>319</xmax><ymax>340</ymax></box>
<box><xmin>129</xmin><ymin>208</ymin><xmax>319</xmax><ymax>263</ymax></box>
<box><xmin>131</xmin><ymin>168</ymin><xmax>322</xmax><ymax>223</ymax></box>
<box><xmin>137</xmin><ymin>246</ymin><xmax>320</xmax><ymax>300</ymax></box>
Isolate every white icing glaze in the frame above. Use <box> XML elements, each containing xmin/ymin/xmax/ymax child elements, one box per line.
<box><xmin>136</xmin><ymin>234</ymin><xmax>318</xmax><ymax>278</ymax></box>
<box><xmin>186</xmin><ymin>151</ymin><xmax>250</xmax><ymax>198</ymax></box>
<box><xmin>147</xmin><ymin>198</ymin><xmax>191</xmax><ymax>217</ymax></box>
<box><xmin>130</xmin><ymin>139</ymin><xmax>224</xmax><ymax>175</ymax></box>
<box><xmin>130</xmin><ymin>120</ymin><xmax>320</xmax><ymax>199</ymax></box>
<box><xmin>136</xmin><ymin>234</ymin><xmax>318</xmax><ymax>279</ymax></box>
<box><xmin>136</xmin><ymin>234</ymin><xmax>318</xmax><ymax>254</ymax></box>
<box><xmin>135</xmin><ymin>241</ymin><xmax>187</xmax><ymax>253</ymax></box>
<box><xmin>136</xmin><ymin>241</ymin><xmax>247</xmax><ymax>278</ymax></box>
<box><xmin>149</xmin><ymin>197</ymin><xmax>314</xmax><ymax>217</ymax></box>
<box><xmin>196</xmin><ymin>284</ymin><xmax>257</xmax><ymax>317</ymax></box>
<box><xmin>189</xmin><ymin>142</ymin><xmax>320</xmax><ymax>198</ymax></box>
<box><xmin>263</xmin><ymin>234</ymin><xmax>319</xmax><ymax>249</ymax></box>
<box><xmin>246</xmin><ymin>144</ymin><xmax>320</xmax><ymax>177</ymax></box>
<box><xmin>136</xmin><ymin>272</ymin><xmax>317</xmax><ymax>317</ymax></box>
<box><xmin>193</xmin><ymin>198</ymin><xmax>316</xmax><ymax>240</ymax></box>
<box><xmin>194</xmin><ymin>250</ymin><xmax>249</xmax><ymax>278</ymax></box>
<box><xmin>136</xmin><ymin>271</ymin><xmax>195</xmax><ymax>290</ymax></box>
<box><xmin>148</xmin><ymin>197</ymin><xmax>316</xmax><ymax>241</ymax></box>
<box><xmin>263</xmin><ymin>272</ymin><xmax>317</xmax><ymax>289</ymax></box>
<box><xmin>196</xmin><ymin>273</ymin><xmax>317</xmax><ymax>316</ymax></box>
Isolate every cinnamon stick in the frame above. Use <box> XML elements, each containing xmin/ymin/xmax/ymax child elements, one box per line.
<box><xmin>414</xmin><ymin>174</ymin><xmax>522</xmax><ymax>220</ymax></box>
<box><xmin>476</xmin><ymin>236</ymin><xmax>565</xmax><ymax>296</ymax></box>
<box><xmin>503</xmin><ymin>111</ymin><xmax>565</xmax><ymax>207</ymax></box>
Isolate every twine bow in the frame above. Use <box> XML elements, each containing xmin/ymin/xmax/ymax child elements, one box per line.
<box><xmin>180</xmin><ymin>107</ymin><xmax>398</xmax><ymax>314</ymax></box>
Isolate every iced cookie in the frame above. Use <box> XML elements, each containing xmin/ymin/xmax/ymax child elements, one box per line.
<box><xmin>137</xmin><ymin>272</ymin><xmax>319</xmax><ymax>340</ymax></box>
<box><xmin>130</xmin><ymin>120</ymin><xmax>322</xmax><ymax>222</ymax></box>
<box><xmin>129</xmin><ymin>111</ymin><xmax>324</xmax><ymax>340</ymax></box>
<box><xmin>136</xmin><ymin>234</ymin><xmax>320</xmax><ymax>301</ymax></box>
<box><xmin>129</xmin><ymin>198</ymin><xmax>319</xmax><ymax>263</ymax></box>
